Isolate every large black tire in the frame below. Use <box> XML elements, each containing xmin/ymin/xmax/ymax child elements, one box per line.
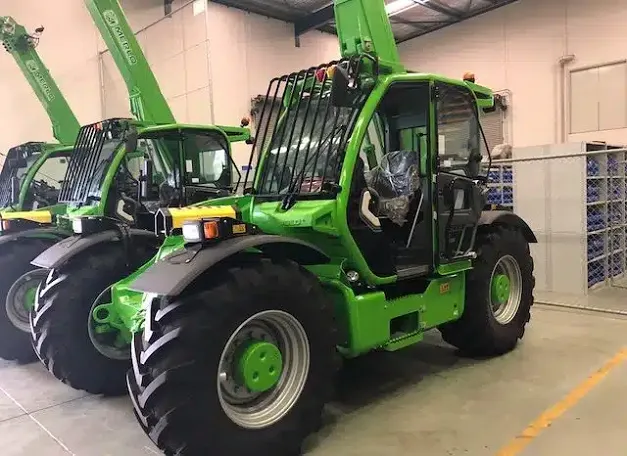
<box><xmin>128</xmin><ymin>256</ymin><xmax>339</xmax><ymax>456</ymax></box>
<box><xmin>439</xmin><ymin>225</ymin><xmax>535</xmax><ymax>356</ymax></box>
<box><xmin>0</xmin><ymin>239</ymin><xmax>56</xmax><ymax>363</ymax></box>
<box><xmin>30</xmin><ymin>243</ymin><xmax>155</xmax><ymax>395</ymax></box>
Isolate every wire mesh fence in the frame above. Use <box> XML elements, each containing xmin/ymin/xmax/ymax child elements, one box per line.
<box><xmin>488</xmin><ymin>142</ymin><xmax>627</xmax><ymax>315</ymax></box>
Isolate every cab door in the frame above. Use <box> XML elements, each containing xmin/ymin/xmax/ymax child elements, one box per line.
<box><xmin>433</xmin><ymin>83</ymin><xmax>485</xmax><ymax>266</ymax></box>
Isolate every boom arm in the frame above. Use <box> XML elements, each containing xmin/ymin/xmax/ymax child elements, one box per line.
<box><xmin>84</xmin><ymin>0</ymin><xmax>175</xmax><ymax>124</ymax></box>
<box><xmin>333</xmin><ymin>0</ymin><xmax>405</xmax><ymax>74</ymax></box>
<box><xmin>0</xmin><ymin>16</ymin><xmax>80</xmax><ymax>145</ymax></box>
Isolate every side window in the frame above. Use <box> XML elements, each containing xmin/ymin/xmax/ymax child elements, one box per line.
<box><xmin>183</xmin><ymin>133</ymin><xmax>232</xmax><ymax>188</ymax></box>
<box><xmin>436</xmin><ymin>84</ymin><xmax>481</xmax><ymax>174</ymax></box>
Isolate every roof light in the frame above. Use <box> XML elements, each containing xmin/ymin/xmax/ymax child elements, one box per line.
<box><xmin>463</xmin><ymin>72</ymin><xmax>476</xmax><ymax>82</ymax></box>
<box><xmin>315</xmin><ymin>68</ymin><xmax>327</xmax><ymax>82</ymax></box>
<box><xmin>326</xmin><ymin>65</ymin><xmax>336</xmax><ymax>79</ymax></box>
<box><xmin>385</xmin><ymin>0</ymin><xmax>427</xmax><ymax>17</ymax></box>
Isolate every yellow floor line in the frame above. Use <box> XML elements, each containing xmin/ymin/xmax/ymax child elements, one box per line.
<box><xmin>496</xmin><ymin>347</ymin><xmax>627</xmax><ymax>456</ymax></box>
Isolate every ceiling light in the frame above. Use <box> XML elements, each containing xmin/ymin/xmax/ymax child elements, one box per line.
<box><xmin>385</xmin><ymin>0</ymin><xmax>426</xmax><ymax>17</ymax></box>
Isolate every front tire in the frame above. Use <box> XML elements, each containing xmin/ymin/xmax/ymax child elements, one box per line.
<box><xmin>0</xmin><ymin>239</ymin><xmax>55</xmax><ymax>363</ymax></box>
<box><xmin>30</xmin><ymin>244</ymin><xmax>154</xmax><ymax>395</ymax></box>
<box><xmin>128</xmin><ymin>257</ymin><xmax>338</xmax><ymax>456</ymax></box>
<box><xmin>439</xmin><ymin>226</ymin><xmax>535</xmax><ymax>356</ymax></box>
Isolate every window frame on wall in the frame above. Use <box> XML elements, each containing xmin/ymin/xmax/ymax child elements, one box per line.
<box><xmin>570</xmin><ymin>61</ymin><xmax>627</xmax><ymax>134</ymax></box>
<box><xmin>480</xmin><ymin>96</ymin><xmax>507</xmax><ymax>154</ymax></box>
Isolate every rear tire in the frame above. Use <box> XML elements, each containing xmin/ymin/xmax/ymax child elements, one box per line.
<box><xmin>439</xmin><ymin>226</ymin><xmax>535</xmax><ymax>356</ymax></box>
<box><xmin>30</xmin><ymin>244</ymin><xmax>154</xmax><ymax>395</ymax></box>
<box><xmin>0</xmin><ymin>239</ymin><xmax>55</xmax><ymax>363</ymax></box>
<box><xmin>128</xmin><ymin>257</ymin><xmax>338</xmax><ymax>456</ymax></box>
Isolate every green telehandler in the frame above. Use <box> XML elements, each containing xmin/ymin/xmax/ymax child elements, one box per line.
<box><xmin>0</xmin><ymin>16</ymin><xmax>81</xmax><ymax>361</ymax></box>
<box><xmin>0</xmin><ymin>17</ymin><xmax>79</xmax><ymax>216</ymax></box>
<box><xmin>34</xmin><ymin>0</ymin><xmax>534</xmax><ymax>454</ymax></box>
<box><xmin>18</xmin><ymin>0</ymin><xmax>252</xmax><ymax>392</ymax></box>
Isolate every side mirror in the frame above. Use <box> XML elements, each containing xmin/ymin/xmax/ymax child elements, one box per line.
<box><xmin>126</xmin><ymin>131</ymin><xmax>138</xmax><ymax>154</ymax></box>
<box><xmin>10</xmin><ymin>176</ymin><xmax>20</xmax><ymax>205</ymax></box>
<box><xmin>330</xmin><ymin>65</ymin><xmax>353</xmax><ymax>107</ymax></box>
<box><xmin>467</xmin><ymin>151</ymin><xmax>483</xmax><ymax>178</ymax></box>
<box><xmin>140</xmin><ymin>159</ymin><xmax>154</xmax><ymax>199</ymax></box>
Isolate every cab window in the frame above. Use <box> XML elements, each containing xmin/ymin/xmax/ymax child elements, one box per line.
<box><xmin>33</xmin><ymin>155</ymin><xmax>69</xmax><ymax>190</ymax></box>
<box><xmin>183</xmin><ymin>133</ymin><xmax>232</xmax><ymax>189</ymax></box>
<box><xmin>436</xmin><ymin>84</ymin><xmax>482</xmax><ymax>175</ymax></box>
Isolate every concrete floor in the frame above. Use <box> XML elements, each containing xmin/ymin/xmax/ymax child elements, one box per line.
<box><xmin>0</xmin><ymin>304</ymin><xmax>625</xmax><ymax>455</ymax></box>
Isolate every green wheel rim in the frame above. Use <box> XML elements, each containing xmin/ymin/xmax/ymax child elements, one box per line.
<box><xmin>490</xmin><ymin>255</ymin><xmax>522</xmax><ymax>325</ymax></box>
<box><xmin>491</xmin><ymin>273</ymin><xmax>511</xmax><ymax>304</ymax></box>
<box><xmin>238</xmin><ymin>341</ymin><xmax>283</xmax><ymax>393</ymax></box>
<box><xmin>6</xmin><ymin>268</ymin><xmax>48</xmax><ymax>333</ymax></box>
<box><xmin>87</xmin><ymin>286</ymin><xmax>130</xmax><ymax>361</ymax></box>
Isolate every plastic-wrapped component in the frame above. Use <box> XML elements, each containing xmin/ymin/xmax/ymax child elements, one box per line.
<box><xmin>365</xmin><ymin>150</ymin><xmax>421</xmax><ymax>226</ymax></box>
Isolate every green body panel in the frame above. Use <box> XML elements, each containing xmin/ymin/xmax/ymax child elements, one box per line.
<box><xmin>323</xmin><ymin>273</ymin><xmax>465</xmax><ymax>356</ymax></box>
<box><xmin>105</xmin><ymin>233</ymin><xmax>186</xmax><ymax>334</ymax></box>
<box><xmin>0</xmin><ymin>16</ymin><xmax>80</xmax><ymax>145</ymax></box>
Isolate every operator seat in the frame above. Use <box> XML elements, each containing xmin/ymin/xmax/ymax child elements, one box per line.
<box><xmin>366</xmin><ymin>150</ymin><xmax>422</xmax><ymax>230</ymax></box>
<box><xmin>347</xmin><ymin>156</ymin><xmax>396</xmax><ymax>277</ymax></box>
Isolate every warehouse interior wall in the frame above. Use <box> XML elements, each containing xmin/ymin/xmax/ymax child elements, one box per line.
<box><xmin>399</xmin><ymin>0</ymin><xmax>627</xmax><ymax>148</ymax></box>
<box><xmin>100</xmin><ymin>1</ymin><xmax>338</xmax><ymax>167</ymax></box>
<box><xmin>4</xmin><ymin>0</ymin><xmax>626</xmax><ymax>166</ymax></box>
<box><xmin>0</xmin><ymin>0</ymin><xmax>102</xmax><ymax>156</ymax></box>
<box><xmin>0</xmin><ymin>0</ymin><xmax>337</xmax><ymax>168</ymax></box>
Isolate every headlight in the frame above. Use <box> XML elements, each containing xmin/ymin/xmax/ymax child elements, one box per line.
<box><xmin>182</xmin><ymin>222</ymin><xmax>203</xmax><ymax>243</ymax></box>
<box><xmin>71</xmin><ymin>218</ymin><xmax>83</xmax><ymax>234</ymax></box>
<box><xmin>1</xmin><ymin>220</ymin><xmax>11</xmax><ymax>232</ymax></box>
<box><xmin>182</xmin><ymin>219</ymin><xmax>220</xmax><ymax>244</ymax></box>
<box><xmin>182</xmin><ymin>217</ymin><xmax>252</xmax><ymax>244</ymax></box>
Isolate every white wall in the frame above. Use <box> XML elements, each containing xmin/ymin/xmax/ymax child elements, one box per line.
<box><xmin>101</xmin><ymin>1</ymin><xmax>339</xmax><ymax>166</ymax></box>
<box><xmin>399</xmin><ymin>0</ymin><xmax>627</xmax><ymax>148</ymax></box>
<box><xmin>0</xmin><ymin>0</ymin><xmax>337</xmax><ymax>168</ymax></box>
<box><xmin>4</xmin><ymin>0</ymin><xmax>626</xmax><ymax>160</ymax></box>
<box><xmin>0</xmin><ymin>0</ymin><xmax>102</xmax><ymax>155</ymax></box>
<box><xmin>203</xmin><ymin>2</ymin><xmax>339</xmax><ymax>165</ymax></box>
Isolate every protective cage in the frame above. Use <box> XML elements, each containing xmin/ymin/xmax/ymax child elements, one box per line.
<box><xmin>243</xmin><ymin>58</ymin><xmax>365</xmax><ymax>201</ymax></box>
<box><xmin>0</xmin><ymin>142</ymin><xmax>44</xmax><ymax>207</ymax></box>
<box><xmin>58</xmin><ymin>118</ymin><xmax>129</xmax><ymax>204</ymax></box>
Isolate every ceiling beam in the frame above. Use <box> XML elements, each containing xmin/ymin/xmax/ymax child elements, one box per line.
<box><xmin>420</xmin><ymin>0</ymin><xmax>465</xmax><ymax>18</ymax></box>
<box><xmin>397</xmin><ymin>0</ymin><xmax>518</xmax><ymax>43</ymax></box>
<box><xmin>294</xmin><ymin>3</ymin><xmax>334</xmax><ymax>38</ymax></box>
<box><xmin>209</xmin><ymin>0</ymin><xmax>292</xmax><ymax>23</ymax></box>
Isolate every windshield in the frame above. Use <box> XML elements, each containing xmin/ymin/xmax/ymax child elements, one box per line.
<box><xmin>32</xmin><ymin>154</ymin><xmax>70</xmax><ymax>189</ymax></box>
<box><xmin>257</xmin><ymin>94</ymin><xmax>354</xmax><ymax>195</ymax></box>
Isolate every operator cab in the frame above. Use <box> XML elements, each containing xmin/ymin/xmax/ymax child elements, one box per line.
<box><xmin>247</xmin><ymin>60</ymin><xmax>488</xmax><ymax>281</ymax></box>
<box><xmin>348</xmin><ymin>79</ymin><xmax>487</xmax><ymax>279</ymax></box>
<box><xmin>119</xmin><ymin>126</ymin><xmax>239</xmax><ymax>230</ymax></box>
<box><xmin>57</xmin><ymin>118</ymin><xmax>240</xmax><ymax>232</ymax></box>
<box><xmin>0</xmin><ymin>142</ymin><xmax>70</xmax><ymax>210</ymax></box>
